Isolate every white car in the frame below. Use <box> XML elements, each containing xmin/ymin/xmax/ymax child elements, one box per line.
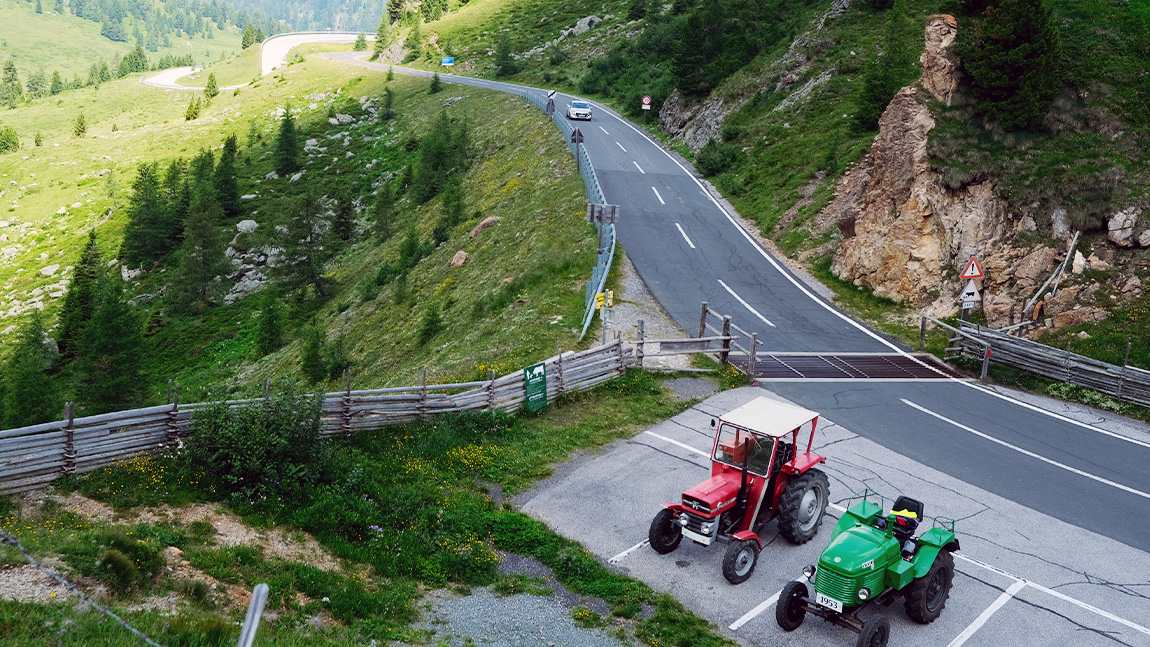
<box><xmin>567</xmin><ymin>101</ymin><xmax>592</xmax><ymax>120</ymax></box>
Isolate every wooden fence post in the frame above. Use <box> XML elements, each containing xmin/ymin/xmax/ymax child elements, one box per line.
<box><xmin>698</xmin><ymin>302</ymin><xmax>708</xmax><ymax>338</ymax></box>
<box><xmin>720</xmin><ymin>316</ymin><xmax>732</xmax><ymax>366</ymax></box>
<box><xmin>556</xmin><ymin>346</ymin><xmax>566</xmax><ymax>396</ymax></box>
<box><xmin>615</xmin><ymin>336</ymin><xmax>624</xmax><ymax>373</ymax></box>
<box><xmin>920</xmin><ymin>317</ymin><xmax>927</xmax><ymax>351</ymax></box>
<box><xmin>487</xmin><ymin>369</ymin><xmax>496</xmax><ymax>410</ymax></box>
<box><xmin>166</xmin><ymin>388</ymin><xmax>180</xmax><ymax>447</ymax></box>
<box><xmin>749</xmin><ymin>333</ymin><xmax>757</xmax><ymax>378</ymax></box>
<box><xmin>63</xmin><ymin>402</ymin><xmax>75</xmax><ymax>475</ymax></box>
<box><xmin>342</xmin><ymin>370</ymin><xmax>352</xmax><ymax>437</ymax></box>
<box><xmin>419</xmin><ymin>368</ymin><xmax>428</xmax><ymax>420</ymax></box>
<box><xmin>636</xmin><ymin>320</ymin><xmax>645</xmax><ymax>369</ymax></box>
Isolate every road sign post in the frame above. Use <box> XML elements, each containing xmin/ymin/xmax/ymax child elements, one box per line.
<box><xmin>441</xmin><ymin>57</ymin><xmax>455</xmax><ymax>66</ymax></box>
<box><xmin>641</xmin><ymin>95</ymin><xmax>652</xmax><ymax>110</ymax></box>
<box><xmin>959</xmin><ymin>278</ymin><xmax>981</xmax><ymax>321</ymax></box>
<box><xmin>524</xmin><ymin>362</ymin><xmax>547</xmax><ymax>412</ymax></box>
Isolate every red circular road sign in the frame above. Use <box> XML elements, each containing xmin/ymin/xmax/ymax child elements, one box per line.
<box><xmin>642</xmin><ymin>95</ymin><xmax>652</xmax><ymax>105</ymax></box>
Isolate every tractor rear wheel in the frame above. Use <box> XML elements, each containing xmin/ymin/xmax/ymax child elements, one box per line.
<box><xmin>721</xmin><ymin>539</ymin><xmax>759</xmax><ymax>584</ymax></box>
<box><xmin>775</xmin><ymin>580</ymin><xmax>808</xmax><ymax>631</ymax></box>
<box><xmin>777</xmin><ymin>468</ymin><xmax>830</xmax><ymax>544</ymax></box>
<box><xmin>903</xmin><ymin>550</ymin><xmax>954</xmax><ymax>623</ymax></box>
<box><xmin>648</xmin><ymin>509</ymin><xmax>682</xmax><ymax>554</ymax></box>
<box><xmin>856</xmin><ymin>615</ymin><xmax>890</xmax><ymax>647</ymax></box>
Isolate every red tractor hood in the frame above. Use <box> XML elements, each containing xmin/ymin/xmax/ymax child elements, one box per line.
<box><xmin>682</xmin><ymin>474</ymin><xmax>741</xmax><ymax>516</ymax></box>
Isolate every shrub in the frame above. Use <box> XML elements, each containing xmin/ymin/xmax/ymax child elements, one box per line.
<box><xmin>417</xmin><ymin>304</ymin><xmax>444</xmax><ymax>345</ymax></box>
<box><xmin>695</xmin><ymin>138</ymin><xmax>738</xmax><ymax>175</ymax></box>
<box><xmin>0</xmin><ymin>125</ymin><xmax>18</xmax><ymax>153</ymax></box>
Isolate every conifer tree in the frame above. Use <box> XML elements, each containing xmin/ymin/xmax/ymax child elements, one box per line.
<box><xmin>1</xmin><ymin>312</ymin><xmax>60</xmax><ymax>429</ymax></box>
<box><xmin>2</xmin><ymin>61</ymin><xmax>23</xmax><ymax>109</ymax></box>
<box><xmin>255</xmin><ymin>27</ymin><xmax>265</xmax><ymax>42</ymax></box>
<box><xmin>73</xmin><ymin>112</ymin><xmax>87</xmax><ymax>137</ymax></box>
<box><xmin>204</xmin><ymin>72</ymin><xmax>219</xmax><ymax>99</ymax></box>
<box><xmin>405</xmin><ymin>21</ymin><xmax>422</xmax><ymax>53</ymax></box>
<box><xmin>354</xmin><ymin>31</ymin><xmax>367</xmax><ymax>51</ymax></box>
<box><xmin>854</xmin><ymin>0</ymin><xmax>918</xmax><ymax>131</ymax></box>
<box><xmin>441</xmin><ymin>174</ymin><xmax>464</xmax><ymax>225</ymax></box>
<box><xmin>58</xmin><ymin>230</ymin><xmax>103</xmax><ymax>361</ymax></box>
<box><xmin>387</xmin><ymin>66</ymin><xmax>395</xmax><ymax>82</ymax></box>
<box><xmin>958</xmin><ymin>0</ymin><xmax>1061</xmax><ymax>130</ymax></box>
<box><xmin>163</xmin><ymin>158</ymin><xmax>191</xmax><ymax>241</ymax></box>
<box><xmin>75</xmin><ymin>274</ymin><xmax>147</xmax><ymax>415</ymax></box>
<box><xmin>36</xmin><ymin>0</ymin><xmax>43</xmax><ymax>13</ymax></box>
<box><xmin>215</xmin><ymin>134</ymin><xmax>240</xmax><ymax>218</ymax></box>
<box><xmin>628</xmin><ymin>0</ymin><xmax>647</xmax><ymax>21</ymax></box>
<box><xmin>241</xmin><ymin>23</ymin><xmax>255</xmax><ymax>48</ymax></box>
<box><xmin>275</xmin><ymin>190</ymin><xmax>331</xmax><ymax>297</ymax></box>
<box><xmin>0</xmin><ymin>126</ymin><xmax>17</xmax><ymax>154</ymax></box>
<box><xmin>274</xmin><ymin>107</ymin><xmax>301</xmax><ymax>175</ymax></box>
<box><xmin>330</xmin><ymin>184</ymin><xmax>356</xmax><ymax>246</ymax></box>
<box><xmin>300</xmin><ymin>323</ymin><xmax>326</xmax><ymax>384</ymax></box>
<box><xmin>429</xmin><ymin>72</ymin><xmax>442</xmax><ymax>93</ymax></box>
<box><xmin>50</xmin><ymin>70</ymin><xmax>63</xmax><ymax>95</ymax></box>
<box><xmin>120</xmin><ymin>162</ymin><xmax>171</xmax><ymax>267</ymax></box>
<box><xmin>382</xmin><ymin>86</ymin><xmax>395</xmax><ymax>119</ymax></box>
<box><xmin>171</xmin><ymin>194</ymin><xmax>227</xmax><ymax>314</ymax></box>
<box><xmin>374</xmin><ymin>184</ymin><xmax>396</xmax><ymax>241</ymax></box>
<box><xmin>255</xmin><ymin>288</ymin><xmax>286</xmax><ymax>356</ymax></box>
<box><xmin>387</xmin><ymin>0</ymin><xmax>404</xmax><ymax>23</ymax></box>
<box><xmin>494</xmin><ymin>34</ymin><xmax>519</xmax><ymax>77</ymax></box>
<box><xmin>372</xmin><ymin>16</ymin><xmax>391</xmax><ymax>61</ymax></box>
<box><xmin>55</xmin><ymin>0</ymin><xmax>63</xmax><ymax>13</ymax></box>
<box><xmin>671</xmin><ymin>6</ymin><xmax>725</xmax><ymax>95</ymax></box>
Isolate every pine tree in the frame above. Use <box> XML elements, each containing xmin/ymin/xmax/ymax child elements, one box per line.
<box><xmin>120</xmin><ymin>162</ymin><xmax>171</xmax><ymax>266</ymax></box>
<box><xmin>255</xmin><ymin>27</ymin><xmax>265</xmax><ymax>42</ymax></box>
<box><xmin>73</xmin><ymin>112</ymin><xmax>87</xmax><ymax>137</ymax></box>
<box><xmin>354</xmin><ymin>31</ymin><xmax>367</xmax><ymax>51</ymax></box>
<box><xmin>404</xmin><ymin>21</ymin><xmax>422</xmax><ymax>53</ymax></box>
<box><xmin>74</xmin><ymin>274</ymin><xmax>147</xmax><ymax>415</ymax></box>
<box><xmin>204</xmin><ymin>72</ymin><xmax>219</xmax><ymax>99</ymax></box>
<box><xmin>34</xmin><ymin>131</ymin><xmax>42</xmax><ymax>146</ymax></box>
<box><xmin>854</xmin><ymin>0</ymin><xmax>918</xmax><ymax>131</ymax></box>
<box><xmin>441</xmin><ymin>173</ymin><xmax>464</xmax><ymax>225</ymax></box>
<box><xmin>255</xmin><ymin>288</ymin><xmax>286</xmax><ymax>356</ymax></box>
<box><xmin>494</xmin><ymin>34</ymin><xmax>519</xmax><ymax>77</ymax></box>
<box><xmin>0</xmin><ymin>126</ymin><xmax>17</xmax><ymax>154</ymax></box>
<box><xmin>55</xmin><ymin>0</ymin><xmax>64</xmax><ymax>13</ymax></box>
<box><xmin>958</xmin><ymin>0</ymin><xmax>1062</xmax><ymax>130</ymax></box>
<box><xmin>387</xmin><ymin>0</ymin><xmax>405</xmax><ymax>24</ymax></box>
<box><xmin>102</xmin><ymin>18</ymin><xmax>127</xmax><ymax>42</ymax></box>
<box><xmin>330</xmin><ymin>184</ymin><xmax>356</xmax><ymax>246</ymax></box>
<box><xmin>35</xmin><ymin>0</ymin><xmax>43</xmax><ymax>13</ymax></box>
<box><xmin>215</xmin><ymin>134</ymin><xmax>240</xmax><ymax>218</ymax></box>
<box><xmin>275</xmin><ymin>190</ymin><xmax>332</xmax><ymax>297</ymax></box>
<box><xmin>670</xmin><ymin>5</ymin><xmax>725</xmax><ymax>95</ymax></box>
<box><xmin>387</xmin><ymin>66</ymin><xmax>395</xmax><ymax>82</ymax></box>
<box><xmin>171</xmin><ymin>193</ymin><xmax>227</xmax><ymax>314</ymax></box>
<box><xmin>50</xmin><ymin>70</ymin><xmax>63</xmax><ymax>95</ymax></box>
<box><xmin>274</xmin><ymin>107</ymin><xmax>301</xmax><ymax>175</ymax></box>
<box><xmin>300</xmin><ymin>323</ymin><xmax>326</xmax><ymax>384</ymax></box>
<box><xmin>374</xmin><ymin>184</ymin><xmax>396</xmax><ymax>241</ymax></box>
<box><xmin>185</xmin><ymin>96</ymin><xmax>202</xmax><ymax>120</ymax></box>
<box><xmin>628</xmin><ymin>0</ymin><xmax>647</xmax><ymax>21</ymax></box>
<box><xmin>372</xmin><ymin>15</ymin><xmax>391</xmax><ymax>61</ymax></box>
<box><xmin>1</xmin><ymin>312</ymin><xmax>60</xmax><ymax>429</ymax></box>
<box><xmin>163</xmin><ymin>158</ymin><xmax>191</xmax><ymax>241</ymax></box>
<box><xmin>241</xmin><ymin>23</ymin><xmax>255</xmax><ymax>48</ymax></box>
<box><xmin>57</xmin><ymin>230</ymin><xmax>102</xmax><ymax>361</ymax></box>
<box><xmin>382</xmin><ymin>86</ymin><xmax>395</xmax><ymax>119</ymax></box>
<box><xmin>2</xmin><ymin>60</ymin><xmax>23</xmax><ymax>108</ymax></box>
<box><xmin>429</xmin><ymin>71</ymin><xmax>442</xmax><ymax>94</ymax></box>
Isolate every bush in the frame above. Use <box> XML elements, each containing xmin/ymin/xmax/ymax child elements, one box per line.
<box><xmin>695</xmin><ymin>138</ymin><xmax>738</xmax><ymax>175</ymax></box>
<box><xmin>417</xmin><ymin>304</ymin><xmax>444</xmax><ymax>345</ymax></box>
<box><xmin>0</xmin><ymin>125</ymin><xmax>18</xmax><ymax>153</ymax></box>
<box><xmin>187</xmin><ymin>389</ymin><xmax>326</xmax><ymax>508</ymax></box>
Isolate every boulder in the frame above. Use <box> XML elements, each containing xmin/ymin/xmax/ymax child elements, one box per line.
<box><xmin>1015</xmin><ymin>247</ymin><xmax>1056</xmax><ymax>283</ymax></box>
<box><xmin>39</xmin><ymin>264</ymin><xmax>59</xmax><ymax>276</ymax></box>
<box><xmin>469</xmin><ymin>216</ymin><xmax>499</xmax><ymax>239</ymax></box>
<box><xmin>1107</xmin><ymin>208</ymin><xmax>1140</xmax><ymax>247</ymax></box>
<box><xmin>237</xmin><ymin>220</ymin><xmax>259</xmax><ymax>233</ymax></box>
<box><xmin>449</xmin><ymin>251</ymin><xmax>468</xmax><ymax>268</ymax></box>
<box><xmin>1086</xmin><ymin>254</ymin><xmax>1110</xmax><ymax>271</ymax></box>
<box><xmin>1140</xmin><ymin>230</ymin><xmax>1150</xmax><ymax>248</ymax></box>
<box><xmin>265</xmin><ymin>171</ymin><xmax>279</xmax><ymax>180</ymax></box>
<box><xmin>1051</xmin><ymin>208</ymin><xmax>1069</xmax><ymax>240</ymax></box>
<box><xmin>1071</xmin><ymin>250</ymin><xmax>1086</xmax><ymax>274</ymax></box>
<box><xmin>1052</xmin><ymin>307</ymin><xmax>1107</xmax><ymax>329</ymax></box>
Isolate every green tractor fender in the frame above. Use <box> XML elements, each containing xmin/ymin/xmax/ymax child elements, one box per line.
<box><xmin>910</xmin><ymin>527</ymin><xmax>960</xmax><ymax>579</ymax></box>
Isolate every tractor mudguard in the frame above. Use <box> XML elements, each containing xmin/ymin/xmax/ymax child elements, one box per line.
<box><xmin>779</xmin><ymin>451</ymin><xmax>826</xmax><ymax>475</ymax></box>
<box><xmin>732</xmin><ymin>529</ymin><xmax>762</xmax><ymax>548</ymax></box>
<box><xmin>910</xmin><ymin>527</ymin><xmax>959</xmax><ymax>578</ymax></box>
<box><xmin>661</xmin><ymin>502</ymin><xmax>686</xmax><ymax>512</ymax></box>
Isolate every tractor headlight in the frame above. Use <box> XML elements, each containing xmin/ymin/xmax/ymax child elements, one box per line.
<box><xmin>700</xmin><ymin>522</ymin><xmax>714</xmax><ymax>534</ymax></box>
<box><xmin>858</xmin><ymin>588</ymin><xmax>871</xmax><ymax>601</ymax></box>
<box><xmin>802</xmin><ymin>565</ymin><xmax>816</xmax><ymax>579</ymax></box>
<box><xmin>676</xmin><ymin>514</ymin><xmax>689</xmax><ymax>527</ymax></box>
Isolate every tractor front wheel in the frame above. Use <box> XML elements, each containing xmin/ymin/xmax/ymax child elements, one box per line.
<box><xmin>648</xmin><ymin>509</ymin><xmax>683</xmax><ymax>555</ymax></box>
<box><xmin>775</xmin><ymin>580</ymin><xmax>808</xmax><ymax>631</ymax></box>
<box><xmin>904</xmin><ymin>550</ymin><xmax>954</xmax><ymax>623</ymax></box>
<box><xmin>777</xmin><ymin>468</ymin><xmax>830</xmax><ymax>544</ymax></box>
<box><xmin>722</xmin><ymin>539</ymin><xmax>759</xmax><ymax>584</ymax></box>
<box><xmin>855</xmin><ymin>615</ymin><xmax>890</xmax><ymax>647</ymax></box>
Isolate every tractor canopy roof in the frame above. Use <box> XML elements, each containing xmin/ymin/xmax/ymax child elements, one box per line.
<box><xmin>720</xmin><ymin>396</ymin><xmax>819</xmax><ymax>438</ymax></box>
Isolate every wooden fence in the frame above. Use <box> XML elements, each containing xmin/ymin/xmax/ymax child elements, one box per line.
<box><xmin>926</xmin><ymin>316</ymin><xmax>1150</xmax><ymax>407</ymax></box>
<box><xmin>0</xmin><ymin>340</ymin><xmax>633</xmax><ymax>496</ymax></box>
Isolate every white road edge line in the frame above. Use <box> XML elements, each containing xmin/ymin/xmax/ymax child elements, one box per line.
<box><xmin>946</xmin><ymin>580</ymin><xmax>1027</xmax><ymax>647</ymax></box>
<box><xmin>633</xmin><ymin>160</ymin><xmax>646</xmax><ymax>174</ymax></box>
<box><xmin>609</xmin><ymin>539</ymin><xmax>649</xmax><ymax>564</ymax></box>
<box><xmin>598</xmin><ymin>102</ymin><xmax>1150</xmax><ymax>450</ymax></box>
<box><xmin>718</xmin><ymin>279</ymin><xmax>776</xmax><ymax>327</ymax></box>
<box><xmin>729</xmin><ymin>590</ymin><xmax>781</xmax><ymax>631</ymax></box>
<box><xmin>652</xmin><ymin>187</ymin><xmax>665</xmax><ymax>205</ymax></box>
<box><xmin>599</xmin><ymin>126</ymin><xmax>610</xmax><ymax>135</ymax></box>
<box><xmin>902</xmin><ymin>398</ymin><xmax>1150</xmax><ymax>501</ymax></box>
<box><xmin>642</xmin><ymin>430</ymin><xmax>708</xmax><ymax>456</ymax></box>
<box><xmin>616</xmin><ymin>141</ymin><xmax>628</xmax><ymax>152</ymax></box>
<box><xmin>675</xmin><ymin>223</ymin><xmax>696</xmax><ymax>249</ymax></box>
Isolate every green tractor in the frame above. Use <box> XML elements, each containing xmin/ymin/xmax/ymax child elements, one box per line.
<box><xmin>775</xmin><ymin>490</ymin><xmax>959</xmax><ymax>647</ymax></box>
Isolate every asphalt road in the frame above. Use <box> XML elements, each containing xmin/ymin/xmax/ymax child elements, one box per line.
<box><xmin>322</xmin><ymin>51</ymin><xmax>1150</xmax><ymax>557</ymax></box>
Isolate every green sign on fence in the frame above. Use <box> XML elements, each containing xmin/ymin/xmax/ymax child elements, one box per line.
<box><xmin>524</xmin><ymin>362</ymin><xmax>548</xmax><ymax>412</ymax></box>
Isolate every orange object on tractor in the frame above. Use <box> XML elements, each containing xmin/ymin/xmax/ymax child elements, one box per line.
<box><xmin>648</xmin><ymin>396</ymin><xmax>831</xmax><ymax>584</ymax></box>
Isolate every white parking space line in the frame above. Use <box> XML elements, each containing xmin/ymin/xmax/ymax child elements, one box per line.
<box><xmin>633</xmin><ymin>160</ymin><xmax>646</xmax><ymax>174</ymax></box>
<box><xmin>902</xmin><ymin>399</ymin><xmax>1150</xmax><ymax>501</ymax></box>
<box><xmin>616</xmin><ymin>141</ymin><xmax>628</xmax><ymax>152</ymax></box>
<box><xmin>675</xmin><ymin>223</ymin><xmax>696</xmax><ymax>249</ymax></box>
<box><xmin>642</xmin><ymin>430</ymin><xmax>708</xmax><ymax>456</ymax></box>
<box><xmin>608</xmin><ymin>539</ymin><xmax>649</xmax><ymax>564</ymax></box>
<box><xmin>729</xmin><ymin>590</ymin><xmax>782</xmax><ymax>631</ymax></box>
<box><xmin>652</xmin><ymin>187</ymin><xmax>665</xmax><ymax>205</ymax></box>
<box><xmin>1028</xmin><ymin>581</ymin><xmax>1150</xmax><ymax>637</ymax></box>
<box><xmin>946</xmin><ymin>581</ymin><xmax>1027</xmax><ymax>647</ymax></box>
<box><xmin>599</xmin><ymin>126</ymin><xmax>610</xmax><ymax>135</ymax></box>
<box><xmin>717</xmin><ymin>280</ymin><xmax>776</xmax><ymax>327</ymax></box>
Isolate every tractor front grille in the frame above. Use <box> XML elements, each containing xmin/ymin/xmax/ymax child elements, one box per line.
<box><xmin>680</xmin><ymin>511</ymin><xmax>709</xmax><ymax>534</ymax></box>
<box><xmin>814</xmin><ymin>568</ymin><xmax>884</xmax><ymax>605</ymax></box>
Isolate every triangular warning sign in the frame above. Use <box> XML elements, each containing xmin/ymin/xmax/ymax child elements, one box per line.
<box><xmin>961</xmin><ymin>256</ymin><xmax>984</xmax><ymax>280</ymax></box>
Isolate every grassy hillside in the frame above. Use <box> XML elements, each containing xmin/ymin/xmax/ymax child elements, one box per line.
<box><xmin>0</xmin><ymin>0</ymin><xmax>244</xmax><ymax>81</ymax></box>
<box><xmin>175</xmin><ymin>44</ymin><xmax>262</xmax><ymax>87</ymax></box>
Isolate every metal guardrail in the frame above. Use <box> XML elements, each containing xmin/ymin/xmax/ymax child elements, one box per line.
<box><xmin>924</xmin><ymin>316</ymin><xmax>1150</xmax><ymax>406</ymax></box>
<box><xmin>521</xmin><ymin>91</ymin><xmax>614</xmax><ymax>339</ymax></box>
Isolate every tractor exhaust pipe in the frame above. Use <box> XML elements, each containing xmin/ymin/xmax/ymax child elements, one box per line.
<box><xmin>737</xmin><ymin>438</ymin><xmax>750</xmax><ymax>514</ymax></box>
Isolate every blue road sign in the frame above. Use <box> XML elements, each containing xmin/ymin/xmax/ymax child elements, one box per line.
<box><xmin>441</xmin><ymin>57</ymin><xmax>455</xmax><ymax>66</ymax></box>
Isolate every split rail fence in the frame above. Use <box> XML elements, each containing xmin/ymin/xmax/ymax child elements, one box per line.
<box><xmin>924</xmin><ymin>316</ymin><xmax>1150</xmax><ymax>407</ymax></box>
<box><xmin>0</xmin><ymin>340</ymin><xmax>633</xmax><ymax>496</ymax></box>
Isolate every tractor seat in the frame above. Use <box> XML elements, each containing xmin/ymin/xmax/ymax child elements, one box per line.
<box><xmin>891</xmin><ymin>496</ymin><xmax>925</xmax><ymax>559</ymax></box>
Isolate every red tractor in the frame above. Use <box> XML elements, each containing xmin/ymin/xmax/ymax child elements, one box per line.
<box><xmin>648</xmin><ymin>396</ymin><xmax>831</xmax><ymax>584</ymax></box>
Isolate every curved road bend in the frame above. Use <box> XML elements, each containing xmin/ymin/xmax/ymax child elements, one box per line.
<box><xmin>325</xmin><ymin>52</ymin><xmax>1150</xmax><ymax>553</ymax></box>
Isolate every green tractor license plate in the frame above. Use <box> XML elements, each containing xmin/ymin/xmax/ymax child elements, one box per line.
<box><xmin>814</xmin><ymin>591</ymin><xmax>843</xmax><ymax>613</ymax></box>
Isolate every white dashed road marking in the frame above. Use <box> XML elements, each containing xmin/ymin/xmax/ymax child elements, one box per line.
<box><xmin>633</xmin><ymin>160</ymin><xmax>645</xmax><ymax>174</ymax></box>
<box><xmin>717</xmin><ymin>280</ymin><xmax>775</xmax><ymax>327</ymax></box>
<box><xmin>616</xmin><ymin>141</ymin><xmax>627</xmax><ymax>152</ymax></box>
<box><xmin>675</xmin><ymin>223</ymin><xmax>695</xmax><ymax>249</ymax></box>
<box><xmin>642</xmin><ymin>430</ymin><xmax>708</xmax><ymax>456</ymax></box>
<box><xmin>652</xmin><ymin>187</ymin><xmax>665</xmax><ymax>205</ymax></box>
<box><xmin>599</xmin><ymin>126</ymin><xmax>610</xmax><ymax>135</ymax></box>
